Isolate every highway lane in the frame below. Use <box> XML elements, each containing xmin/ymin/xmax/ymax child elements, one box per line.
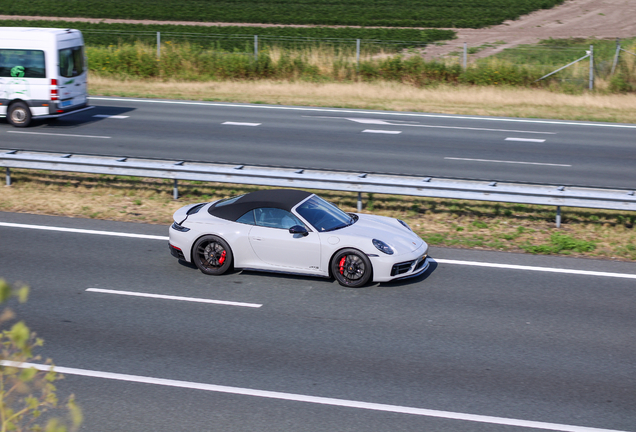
<box><xmin>1</xmin><ymin>97</ymin><xmax>635</xmax><ymax>189</ymax></box>
<box><xmin>1</xmin><ymin>212</ymin><xmax>635</xmax><ymax>432</ymax></box>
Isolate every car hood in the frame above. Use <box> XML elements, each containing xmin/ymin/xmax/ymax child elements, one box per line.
<box><xmin>332</xmin><ymin>213</ymin><xmax>426</xmax><ymax>255</ymax></box>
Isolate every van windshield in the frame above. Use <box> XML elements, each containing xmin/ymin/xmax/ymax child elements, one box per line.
<box><xmin>59</xmin><ymin>46</ymin><xmax>84</xmax><ymax>78</ymax></box>
<box><xmin>0</xmin><ymin>49</ymin><xmax>45</xmax><ymax>78</ymax></box>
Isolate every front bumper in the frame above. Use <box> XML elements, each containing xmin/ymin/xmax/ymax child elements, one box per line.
<box><xmin>370</xmin><ymin>244</ymin><xmax>430</xmax><ymax>282</ymax></box>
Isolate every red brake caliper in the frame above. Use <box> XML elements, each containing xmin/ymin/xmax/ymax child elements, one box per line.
<box><xmin>339</xmin><ymin>256</ymin><xmax>347</xmax><ymax>275</ymax></box>
<box><xmin>218</xmin><ymin>250</ymin><xmax>226</xmax><ymax>265</ymax></box>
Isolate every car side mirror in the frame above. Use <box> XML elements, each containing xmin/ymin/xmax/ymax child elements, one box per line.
<box><xmin>289</xmin><ymin>225</ymin><xmax>308</xmax><ymax>236</ymax></box>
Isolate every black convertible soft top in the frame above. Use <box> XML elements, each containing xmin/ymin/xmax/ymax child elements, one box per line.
<box><xmin>208</xmin><ymin>189</ymin><xmax>313</xmax><ymax>221</ymax></box>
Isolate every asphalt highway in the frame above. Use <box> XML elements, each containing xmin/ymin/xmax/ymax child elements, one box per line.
<box><xmin>1</xmin><ymin>97</ymin><xmax>635</xmax><ymax>189</ymax></box>
<box><xmin>1</xmin><ymin>212</ymin><xmax>635</xmax><ymax>432</ymax></box>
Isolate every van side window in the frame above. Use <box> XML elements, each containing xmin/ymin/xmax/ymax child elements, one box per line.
<box><xmin>0</xmin><ymin>49</ymin><xmax>45</xmax><ymax>78</ymax></box>
<box><xmin>59</xmin><ymin>46</ymin><xmax>84</xmax><ymax>78</ymax></box>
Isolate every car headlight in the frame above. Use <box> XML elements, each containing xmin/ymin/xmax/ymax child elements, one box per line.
<box><xmin>372</xmin><ymin>239</ymin><xmax>394</xmax><ymax>255</ymax></box>
<box><xmin>171</xmin><ymin>221</ymin><xmax>190</xmax><ymax>232</ymax></box>
<box><xmin>398</xmin><ymin>219</ymin><xmax>413</xmax><ymax>231</ymax></box>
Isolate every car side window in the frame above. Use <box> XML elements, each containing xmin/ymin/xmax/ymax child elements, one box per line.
<box><xmin>254</xmin><ymin>208</ymin><xmax>304</xmax><ymax>230</ymax></box>
<box><xmin>236</xmin><ymin>210</ymin><xmax>255</xmax><ymax>225</ymax></box>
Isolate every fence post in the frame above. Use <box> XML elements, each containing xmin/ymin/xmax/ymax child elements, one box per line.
<box><xmin>5</xmin><ymin>167</ymin><xmax>10</xmax><ymax>186</ymax></box>
<box><xmin>356</xmin><ymin>39</ymin><xmax>360</xmax><ymax>72</ymax></box>
<box><xmin>463</xmin><ymin>42</ymin><xmax>467</xmax><ymax>69</ymax></box>
<box><xmin>157</xmin><ymin>32</ymin><xmax>161</xmax><ymax>59</ymax></box>
<box><xmin>589</xmin><ymin>45</ymin><xmax>594</xmax><ymax>90</ymax></box>
<box><xmin>254</xmin><ymin>35</ymin><xmax>258</xmax><ymax>61</ymax></box>
<box><xmin>173</xmin><ymin>179</ymin><xmax>178</xmax><ymax>200</ymax></box>
<box><xmin>357</xmin><ymin>192</ymin><xmax>362</xmax><ymax>212</ymax></box>
<box><xmin>611</xmin><ymin>38</ymin><xmax>621</xmax><ymax>75</ymax></box>
<box><xmin>556</xmin><ymin>206</ymin><xmax>561</xmax><ymax>228</ymax></box>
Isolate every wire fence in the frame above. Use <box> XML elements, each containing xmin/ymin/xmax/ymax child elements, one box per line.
<box><xmin>454</xmin><ymin>38</ymin><xmax>636</xmax><ymax>90</ymax></box>
<box><xmin>81</xmin><ymin>29</ymin><xmax>430</xmax><ymax>56</ymax></box>
<box><xmin>82</xmin><ymin>29</ymin><xmax>636</xmax><ymax>91</ymax></box>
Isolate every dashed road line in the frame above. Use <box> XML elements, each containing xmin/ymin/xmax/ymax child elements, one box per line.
<box><xmin>93</xmin><ymin>114</ymin><xmax>129</xmax><ymax>119</ymax></box>
<box><xmin>506</xmin><ymin>137</ymin><xmax>546</xmax><ymax>143</ymax></box>
<box><xmin>362</xmin><ymin>129</ymin><xmax>402</xmax><ymax>134</ymax></box>
<box><xmin>313</xmin><ymin>116</ymin><xmax>556</xmax><ymax>134</ymax></box>
<box><xmin>86</xmin><ymin>288</ymin><xmax>262</xmax><ymax>308</ymax></box>
<box><xmin>222</xmin><ymin>121</ymin><xmax>261</xmax><ymax>126</ymax></box>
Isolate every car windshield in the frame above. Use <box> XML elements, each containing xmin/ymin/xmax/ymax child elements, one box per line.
<box><xmin>296</xmin><ymin>195</ymin><xmax>356</xmax><ymax>232</ymax></box>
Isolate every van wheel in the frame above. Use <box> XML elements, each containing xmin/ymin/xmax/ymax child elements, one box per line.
<box><xmin>8</xmin><ymin>102</ymin><xmax>32</xmax><ymax>127</ymax></box>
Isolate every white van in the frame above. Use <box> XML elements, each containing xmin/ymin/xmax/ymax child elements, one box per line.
<box><xmin>0</xmin><ymin>27</ymin><xmax>93</xmax><ymax>127</ymax></box>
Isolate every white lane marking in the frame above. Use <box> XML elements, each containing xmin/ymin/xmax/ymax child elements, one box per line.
<box><xmin>6</xmin><ymin>131</ymin><xmax>111</xmax><ymax>139</ymax></box>
<box><xmin>0</xmin><ymin>222</ymin><xmax>168</xmax><ymax>240</ymax></box>
<box><xmin>444</xmin><ymin>157</ymin><xmax>571</xmax><ymax>167</ymax></box>
<box><xmin>0</xmin><ymin>361</ymin><xmax>625</xmax><ymax>432</ymax></box>
<box><xmin>334</xmin><ymin>117</ymin><xmax>555</xmax><ymax>134</ymax></box>
<box><xmin>362</xmin><ymin>129</ymin><xmax>402</xmax><ymax>134</ymax></box>
<box><xmin>93</xmin><ymin>114</ymin><xmax>129</xmax><ymax>119</ymax></box>
<box><xmin>435</xmin><ymin>259</ymin><xmax>636</xmax><ymax>280</ymax></box>
<box><xmin>346</xmin><ymin>118</ymin><xmax>393</xmax><ymax>124</ymax></box>
<box><xmin>506</xmin><ymin>137</ymin><xmax>546</xmax><ymax>143</ymax></box>
<box><xmin>222</xmin><ymin>121</ymin><xmax>261</xmax><ymax>126</ymax></box>
<box><xmin>86</xmin><ymin>288</ymin><xmax>262</xmax><ymax>308</ymax></box>
<box><xmin>88</xmin><ymin>96</ymin><xmax>636</xmax><ymax>129</ymax></box>
<box><xmin>3</xmin><ymin>222</ymin><xmax>636</xmax><ymax>281</ymax></box>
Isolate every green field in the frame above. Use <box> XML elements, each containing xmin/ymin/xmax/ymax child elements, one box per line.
<box><xmin>0</xmin><ymin>0</ymin><xmax>564</xmax><ymax>28</ymax></box>
<box><xmin>0</xmin><ymin>19</ymin><xmax>455</xmax><ymax>51</ymax></box>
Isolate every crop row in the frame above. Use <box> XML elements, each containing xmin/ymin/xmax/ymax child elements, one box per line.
<box><xmin>0</xmin><ymin>0</ymin><xmax>565</xmax><ymax>28</ymax></box>
<box><xmin>0</xmin><ymin>20</ymin><xmax>456</xmax><ymax>52</ymax></box>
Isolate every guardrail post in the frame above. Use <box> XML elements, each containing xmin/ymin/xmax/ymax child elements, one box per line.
<box><xmin>5</xmin><ymin>167</ymin><xmax>10</xmax><ymax>186</ymax></box>
<box><xmin>254</xmin><ymin>35</ymin><xmax>258</xmax><ymax>61</ymax></box>
<box><xmin>157</xmin><ymin>32</ymin><xmax>161</xmax><ymax>59</ymax></box>
<box><xmin>173</xmin><ymin>179</ymin><xmax>178</xmax><ymax>200</ymax></box>
<box><xmin>356</xmin><ymin>39</ymin><xmax>361</xmax><ymax>72</ymax></box>
<box><xmin>556</xmin><ymin>206</ymin><xmax>562</xmax><ymax>228</ymax></box>
<box><xmin>357</xmin><ymin>192</ymin><xmax>362</xmax><ymax>212</ymax></box>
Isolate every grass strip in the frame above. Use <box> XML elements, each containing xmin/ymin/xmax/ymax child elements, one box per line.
<box><xmin>2</xmin><ymin>170</ymin><xmax>635</xmax><ymax>261</ymax></box>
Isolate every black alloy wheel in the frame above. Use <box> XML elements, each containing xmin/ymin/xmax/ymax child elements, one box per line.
<box><xmin>331</xmin><ymin>248</ymin><xmax>372</xmax><ymax>288</ymax></box>
<box><xmin>192</xmin><ymin>235</ymin><xmax>233</xmax><ymax>275</ymax></box>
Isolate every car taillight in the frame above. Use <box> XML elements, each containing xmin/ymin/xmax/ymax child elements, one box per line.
<box><xmin>50</xmin><ymin>79</ymin><xmax>58</xmax><ymax>101</ymax></box>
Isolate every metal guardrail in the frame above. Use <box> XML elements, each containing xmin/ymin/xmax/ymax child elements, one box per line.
<box><xmin>2</xmin><ymin>149</ymin><xmax>635</xmax><ymax>227</ymax></box>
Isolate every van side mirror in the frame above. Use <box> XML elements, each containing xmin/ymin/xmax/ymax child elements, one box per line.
<box><xmin>289</xmin><ymin>225</ymin><xmax>308</xmax><ymax>236</ymax></box>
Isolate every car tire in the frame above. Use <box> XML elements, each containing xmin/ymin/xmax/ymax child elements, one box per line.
<box><xmin>7</xmin><ymin>101</ymin><xmax>32</xmax><ymax>127</ymax></box>
<box><xmin>331</xmin><ymin>248</ymin><xmax>372</xmax><ymax>288</ymax></box>
<box><xmin>192</xmin><ymin>235</ymin><xmax>233</xmax><ymax>275</ymax></box>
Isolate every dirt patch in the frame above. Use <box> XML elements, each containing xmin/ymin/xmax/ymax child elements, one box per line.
<box><xmin>424</xmin><ymin>0</ymin><xmax>636</xmax><ymax>60</ymax></box>
<box><xmin>2</xmin><ymin>0</ymin><xmax>635</xmax><ymax>60</ymax></box>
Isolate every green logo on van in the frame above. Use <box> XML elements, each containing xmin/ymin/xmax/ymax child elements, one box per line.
<box><xmin>10</xmin><ymin>66</ymin><xmax>25</xmax><ymax>77</ymax></box>
<box><xmin>64</xmin><ymin>79</ymin><xmax>75</xmax><ymax>85</ymax></box>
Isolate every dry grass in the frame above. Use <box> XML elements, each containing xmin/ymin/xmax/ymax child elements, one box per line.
<box><xmin>89</xmin><ymin>75</ymin><xmax>636</xmax><ymax>123</ymax></box>
<box><xmin>2</xmin><ymin>170</ymin><xmax>635</xmax><ymax>261</ymax></box>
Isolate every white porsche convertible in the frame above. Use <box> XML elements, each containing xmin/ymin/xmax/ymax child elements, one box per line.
<box><xmin>169</xmin><ymin>189</ymin><xmax>429</xmax><ymax>287</ymax></box>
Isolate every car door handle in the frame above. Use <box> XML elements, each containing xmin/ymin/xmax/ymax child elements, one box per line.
<box><xmin>251</xmin><ymin>237</ymin><xmax>263</xmax><ymax>241</ymax></box>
